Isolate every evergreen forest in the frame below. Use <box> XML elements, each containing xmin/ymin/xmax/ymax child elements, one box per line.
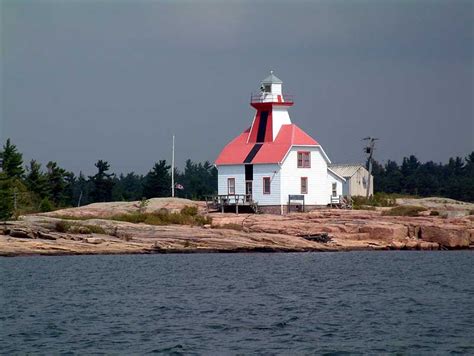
<box><xmin>0</xmin><ymin>138</ymin><xmax>473</xmax><ymax>220</ymax></box>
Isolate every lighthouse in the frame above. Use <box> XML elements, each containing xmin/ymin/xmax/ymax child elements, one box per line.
<box><xmin>248</xmin><ymin>71</ymin><xmax>293</xmax><ymax>144</ymax></box>
<box><xmin>215</xmin><ymin>72</ymin><xmax>345</xmax><ymax>214</ymax></box>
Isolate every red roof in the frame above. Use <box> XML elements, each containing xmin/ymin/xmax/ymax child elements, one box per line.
<box><xmin>215</xmin><ymin>124</ymin><xmax>319</xmax><ymax>165</ymax></box>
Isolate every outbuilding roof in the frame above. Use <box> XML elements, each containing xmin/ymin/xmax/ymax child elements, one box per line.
<box><xmin>215</xmin><ymin>124</ymin><xmax>319</xmax><ymax>165</ymax></box>
<box><xmin>329</xmin><ymin>163</ymin><xmax>367</xmax><ymax>178</ymax></box>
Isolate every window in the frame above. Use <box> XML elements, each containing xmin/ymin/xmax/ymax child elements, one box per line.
<box><xmin>263</xmin><ymin>177</ymin><xmax>271</xmax><ymax>194</ymax></box>
<box><xmin>301</xmin><ymin>177</ymin><xmax>308</xmax><ymax>194</ymax></box>
<box><xmin>332</xmin><ymin>182</ymin><xmax>337</xmax><ymax>197</ymax></box>
<box><xmin>297</xmin><ymin>151</ymin><xmax>311</xmax><ymax>168</ymax></box>
<box><xmin>228</xmin><ymin>178</ymin><xmax>235</xmax><ymax>195</ymax></box>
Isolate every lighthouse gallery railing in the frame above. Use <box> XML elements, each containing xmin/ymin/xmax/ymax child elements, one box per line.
<box><xmin>250</xmin><ymin>93</ymin><xmax>294</xmax><ymax>104</ymax></box>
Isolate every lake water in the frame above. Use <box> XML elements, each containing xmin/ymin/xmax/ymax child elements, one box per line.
<box><xmin>1</xmin><ymin>252</ymin><xmax>473</xmax><ymax>354</ymax></box>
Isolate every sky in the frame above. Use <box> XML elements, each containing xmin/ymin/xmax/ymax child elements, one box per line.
<box><xmin>1</xmin><ymin>0</ymin><xmax>473</xmax><ymax>175</ymax></box>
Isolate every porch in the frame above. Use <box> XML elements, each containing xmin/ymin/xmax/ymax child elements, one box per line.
<box><xmin>205</xmin><ymin>194</ymin><xmax>259</xmax><ymax>214</ymax></box>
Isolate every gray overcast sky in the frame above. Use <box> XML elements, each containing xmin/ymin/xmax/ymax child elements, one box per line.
<box><xmin>1</xmin><ymin>0</ymin><xmax>473</xmax><ymax>175</ymax></box>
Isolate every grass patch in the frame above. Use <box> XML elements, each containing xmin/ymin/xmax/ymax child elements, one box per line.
<box><xmin>109</xmin><ymin>209</ymin><xmax>211</xmax><ymax>227</ymax></box>
<box><xmin>55</xmin><ymin>220</ymin><xmax>72</xmax><ymax>233</ymax></box>
<box><xmin>352</xmin><ymin>193</ymin><xmax>400</xmax><ymax>209</ymax></box>
<box><xmin>54</xmin><ymin>221</ymin><xmax>106</xmax><ymax>234</ymax></box>
<box><xmin>52</xmin><ymin>215</ymin><xmax>92</xmax><ymax>221</ymax></box>
<box><xmin>180</xmin><ymin>206</ymin><xmax>198</xmax><ymax>216</ymax></box>
<box><xmin>53</xmin><ymin>205</ymin><xmax>211</xmax><ymax>229</ymax></box>
<box><xmin>381</xmin><ymin>205</ymin><xmax>427</xmax><ymax>217</ymax></box>
<box><xmin>214</xmin><ymin>223</ymin><xmax>244</xmax><ymax>231</ymax></box>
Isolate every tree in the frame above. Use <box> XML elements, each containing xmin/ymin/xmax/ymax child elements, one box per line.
<box><xmin>180</xmin><ymin>160</ymin><xmax>217</xmax><ymax>199</ymax></box>
<box><xmin>0</xmin><ymin>138</ymin><xmax>24</xmax><ymax>179</ymax></box>
<box><xmin>383</xmin><ymin>160</ymin><xmax>403</xmax><ymax>193</ymax></box>
<box><xmin>401</xmin><ymin>155</ymin><xmax>421</xmax><ymax>195</ymax></box>
<box><xmin>112</xmin><ymin>172</ymin><xmax>144</xmax><ymax>201</ymax></box>
<box><xmin>46</xmin><ymin>161</ymin><xmax>68</xmax><ymax>206</ymax></box>
<box><xmin>143</xmin><ymin>160</ymin><xmax>171</xmax><ymax>198</ymax></box>
<box><xmin>0</xmin><ymin>173</ymin><xmax>13</xmax><ymax>220</ymax></box>
<box><xmin>24</xmin><ymin>160</ymin><xmax>49</xmax><ymax>199</ymax></box>
<box><xmin>464</xmin><ymin>152</ymin><xmax>474</xmax><ymax>175</ymax></box>
<box><xmin>89</xmin><ymin>160</ymin><xmax>115</xmax><ymax>202</ymax></box>
<box><xmin>72</xmin><ymin>172</ymin><xmax>92</xmax><ymax>207</ymax></box>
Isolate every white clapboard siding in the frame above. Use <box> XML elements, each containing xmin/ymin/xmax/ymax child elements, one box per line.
<box><xmin>327</xmin><ymin>170</ymin><xmax>344</xmax><ymax>199</ymax></box>
<box><xmin>280</xmin><ymin>146</ymin><xmax>329</xmax><ymax>205</ymax></box>
<box><xmin>217</xmin><ymin>165</ymin><xmax>245</xmax><ymax>196</ymax></box>
<box><xmin>252</xmin><ymin>164</ymin><xmax>281</xmax><ymax>205</ymax></box>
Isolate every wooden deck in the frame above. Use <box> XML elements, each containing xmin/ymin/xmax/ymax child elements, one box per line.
<box><xmin>205</xmin><ymin>194</ymin><xmax>259</xmax><ymax>214</ymax></box>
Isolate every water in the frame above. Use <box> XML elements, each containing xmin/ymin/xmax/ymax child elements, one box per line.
<box><xmin>1</xmin><ymin>252</ymin><xmax>473</xmax><ymax>354</ymax></box>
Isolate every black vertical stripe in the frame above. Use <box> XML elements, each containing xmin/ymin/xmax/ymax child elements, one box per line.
<box><xmin>256</xmin><ymin>111</ymin><xmax>268</xmax><ymax>142</ymax></box>
<box><xmin>244</xmin><ymin>144</ymin><xmax>263</xmax><ymax>163</ymax></box>
<box><xmin>245</xmin><ymin>164</ymin><xmax>253</xmax><ymax>181</ymax></box>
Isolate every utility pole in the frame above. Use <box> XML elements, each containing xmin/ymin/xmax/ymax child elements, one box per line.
<box><xmin>363</xmin><ymin>137</ymin><xmax>379</xmax><ymax>199</ymax></box>
<box><xmin>171</xmin><ymin>135</ymin><xmax>175</xmax><ymax>198</ymax></box>
<box><xmin>77</xmin><ymin>190</ymin><xmax>83</xmax><ymax>207</ymax></box>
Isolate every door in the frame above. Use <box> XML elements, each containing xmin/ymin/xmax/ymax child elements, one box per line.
<box><xmin>245</xmin><ymin>181</ymin><xmax>253</xmax><ymax>202</ymax></box>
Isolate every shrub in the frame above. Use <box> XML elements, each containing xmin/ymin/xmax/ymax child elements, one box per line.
<box><xmin>39</xmin><ymin>198</ymin><xmax>53</xmax><ymax>212</ymax></box>
<box><xmin>110</xmin><ymin>212</ymin><xmax>146</xmax><ymax>224</ymax></box>
<box><xmin>381</xmin><ymin>206</ymin><xmax>427</xmax><ymax>217</ymax></box>
<box><xmin>469</xmin><ymin>210</ymin><xmax>474</xmax><ymax>216</ymax></box>
<box><xmin>181</xmin><ymin>206</ymin><xmax>198</xmax><ymax>216</ymax></box>
<box><xmin>352</xmin><ymin>193</ymin><xmax>398</xmax><ymax>209</ymax></box>
<box><xmin>54</xmin><ymin>220</ymin><xmax>105</xmax><ymax>234</ymax></box>
<box><xmin>137</xmin><ymin>198</ymin><xmax>149</xmax><ymax>213</ymax></box>
<box><xmin>55</xmin><ymin>220</ymin><xmax>72</xmax><ymax>233</ymax></box>
<box><xmin>429</xmin><ymin>210</ymin><xmax>440</xmax><ymax>216</ymax></box>
<box><xmin>193</xmin><ymin>214</ymin><xmax>212</xmax><ymax>226</ymax></box>
<box><xmin>83</xmin><ymin>225</ymin><xmax>106</xmax><ymax>234</ymax></box>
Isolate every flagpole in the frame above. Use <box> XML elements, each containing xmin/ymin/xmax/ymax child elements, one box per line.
<box><xmin>171</xmin><ymin>134</ymin><xmax>175</xmax><ymax>198</ymax></box>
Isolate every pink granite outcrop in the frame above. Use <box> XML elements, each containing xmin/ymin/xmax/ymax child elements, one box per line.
<box><xmin>1</xmin><ymin>198</ymin><xmax>472</xmax><ymax>256</ymax></box>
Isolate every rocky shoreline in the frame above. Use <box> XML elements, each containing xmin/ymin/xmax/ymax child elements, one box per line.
<box><xmin>1</xmin><ymin>198</ymin><xmax>473</xmax><ymax>257</ymax></box>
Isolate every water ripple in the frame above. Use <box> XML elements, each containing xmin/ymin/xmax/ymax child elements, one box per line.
<box><xmin>1</xmin><ymin>251</ymin><xmax>473</xmax><ymax>354</ymax></box>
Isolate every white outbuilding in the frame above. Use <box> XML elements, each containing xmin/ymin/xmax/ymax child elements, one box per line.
<box><xmin>328</xmin><ymin>164</ymin><xmax>374</xmax><ymax>197</ymax></box>
<box><xmin>215</xmin><ymin>72</ymin><xmax>345</xmax><ymax>214</ymax></box>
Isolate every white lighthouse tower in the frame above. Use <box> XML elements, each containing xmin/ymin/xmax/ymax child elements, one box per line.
<box><xmin>215</xmin><ymin>72</ymin><xmax>345</xmax><ymax>214</ymax></box>
<box><xmin>250</xmin><ymin>71</ymin><xmax>293</xmax><ymax>143</ymax></box>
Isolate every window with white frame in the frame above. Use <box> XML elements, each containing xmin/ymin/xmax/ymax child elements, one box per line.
<box><xmin>301</xmin><ymin>177</ymin><xmax>308</xmax><ymax>194</ymax></box>
<box><xmin>332</xmin><ymin>182</ymin><xmax>337</xmax><ymax>197</ymax></box>
<box><xmin>263</xmin><ymin>177</ymin><xmax>271</xmax><ymax>194</ymax></box>
<box><xmin>297</xmin><ymin>151</ymin><xmax>311</xmax><ymax>168</ymax></box>
<box><xmin>228</xmin><ymin>178</ymin><xmax>235</xmax><ymax>195</ymax></box>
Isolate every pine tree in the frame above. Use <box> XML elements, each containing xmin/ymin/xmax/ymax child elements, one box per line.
<box><xmin>89</xmin><ymin>160</ymin><xmax>115</xmax><ymax>202</ymax></box>
<box><xmin>62</xmin><ymin>171</ymin><xmax>76</xmax><ymax>206</ymax></box>
<box><xmin>462</xmin><ymin>152</ymin><xmax>474</xmax><ymax>202</ymax></box>
<box><xmin>25</xmin><ymin>160</ymin><xmax>49</xmax><ymax>199</ymax></box>
<box><xmin>46</xmin><ymin>161</ymin><xmax>68</xmax><ymax>206</ymax></box>
<box><xmin>73</xmin><ymin>172</ymin><xmax>92</xmax><ymax>207</ymax></box>
<box><xmin>112</xmin><ymin>172</ymin><xmax>144</xmax><ymax>201</ymax></box>
<box><xmin>143</xmin><ymin>160</ymin><xmax>171</xmax><ymax>198</ymax></box>
<box><xmin>0</xmin><ymin>139</ymin><xmax>24</xmax><ymax>179</ymax></box>
<box><xmin>0</xmin><ymin>172</ymin><xmax>13</xmax><ymax>220</ymax></box>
